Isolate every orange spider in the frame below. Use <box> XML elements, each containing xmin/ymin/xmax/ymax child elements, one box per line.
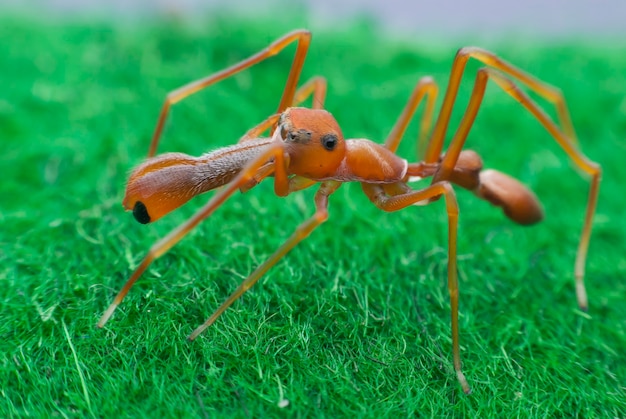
<box><xmin>97</xmin><ymin>30</ymin><xmax>601</xmax><ymax>393</ymax></box>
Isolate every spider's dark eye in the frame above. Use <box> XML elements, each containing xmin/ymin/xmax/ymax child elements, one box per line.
<box><xmin>321</xmin><ymin>134</ymin><xmax>338</xmax><ymax>151</ymax></box>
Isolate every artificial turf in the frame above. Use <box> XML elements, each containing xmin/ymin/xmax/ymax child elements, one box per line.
<box><xmin>1</xmin><ymin>13</ymin><xmax>625</xmax><ymax>418</ymax></box>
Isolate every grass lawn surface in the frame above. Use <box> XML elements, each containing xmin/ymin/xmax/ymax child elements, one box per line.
<box><xmin>1</xmin><ymin>14</ymin><xmax>626</xmax><ymax>418</ymax></box>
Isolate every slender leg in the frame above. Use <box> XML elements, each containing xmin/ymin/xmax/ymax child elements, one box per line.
<box><xmin>98</xmin><ymin>140</ymin><xmax>290</xmax><ymax>328</ymax></box>
<box><xmin>238</xmin><ymin>114</ymin><xmax>281</xmax><ymax>143</ymax></box>
<box><xmin>361</xmin><ymin>181</ymin><xmax>470</xmax><ymax>394</ymax></box>
<box><xmin>430</xmin><ymin>66</ymin><xmax>600</xmax><ymax>309</ymax></box>
<box><xmin>384</xmin><ymin>76</ymin><xmax>438</xmax><ymax>158</ymax></box>
<box><xmin>292</xmin><ymin>76</ymin><xmax>327</xmax><ymax>109</ymax></box>
<box><xmin>238</xmin><ymin>76</ymin><xmax>328</xmax><ymax>143</ymax></box>
<box><xmin>426</xmin><ymin>47</ymin><xmax>579</xmax><ymax>163</ymax></box>
<box><xmin>147</xmin><ymin>30</ymin><xmax>311</xmax><ymax>157</ymax></box>
<box><xmin>188</xmin><ymin>180</ymin><xmax>341</xmax><ymax>340</ymax></box>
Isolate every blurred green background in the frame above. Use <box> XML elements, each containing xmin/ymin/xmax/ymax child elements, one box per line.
<box><xmin>1</xmin><ymin>6</ymin><xmax>625</xmax><ymax>418</ymax></box>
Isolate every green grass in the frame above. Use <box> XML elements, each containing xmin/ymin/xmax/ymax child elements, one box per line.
<box><xmin>1</xmin><ymin>14</ymin><xmax>626</xmax><ymax>418</ymax></box>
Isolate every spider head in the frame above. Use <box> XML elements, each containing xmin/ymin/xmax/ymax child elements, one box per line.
<box><xmin>278</xmin><ymin>107</ymin><xmax>346</xmax><ymax>179</ymax></box>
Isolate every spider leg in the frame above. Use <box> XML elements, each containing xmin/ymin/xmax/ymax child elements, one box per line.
<box><xmin>147</xmin><ymin>30</ymin><xmax>311</xmax><ymax>156</ymax></box>
<box><xmin>361</xmin><ymin>181</ymin><xmax>470</xmax><ymax>394</ymax></box>
<box><xmin>430</xmin><ymin>63</ymin><xmax>600</xmax><ymax>310</ymax></box>
<box><xmin>292</xmin><ymin>75</ymin><xmax>327</xmax><ymax>110</ymax></box>
<box><xmin>384</xmin><ymin>76</ymin><xmax>438</xmax><ymax>158</ymax></box>
<box><xmin>426</xmin><ymin>47</ymin><xmax>581</xmax><ymax>162</ymax></box>
<box><xmin>188</xmin><ymin>180</ymin><xmax>341</xmax><ymax>340</ymax></box>
<box><xmin>98</xmin><ymin>140</ymin><xmax>290</xmax><ymax>328</ymax></box>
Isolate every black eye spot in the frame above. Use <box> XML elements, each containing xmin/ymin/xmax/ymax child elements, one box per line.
<box><xmin>321</xmin><ymin>134</ymin><xmax>338</xmax><ymax>151</ymax></box>
<box><xmin>133</xmin><ymin>201</ymin><xmax>151</xmax><ymax>224</ymax></box>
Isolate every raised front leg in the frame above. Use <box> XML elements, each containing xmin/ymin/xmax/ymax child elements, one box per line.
<box><xmin>147</xmin><ymin>30</ymin><xmax>312</xmax><ymax>156</ymax></box>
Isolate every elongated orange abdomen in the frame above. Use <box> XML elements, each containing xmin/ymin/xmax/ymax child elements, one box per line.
<box><xmin>123</xmin><ymin>138</ymin><xmax>272</xmax><ymax>223</ymax></box>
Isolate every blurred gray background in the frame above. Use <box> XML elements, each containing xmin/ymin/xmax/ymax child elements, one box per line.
<box><xmin>3</xmin><ymin>0</ymin><xmax>626</xmax><ymax>41</ymax></box>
